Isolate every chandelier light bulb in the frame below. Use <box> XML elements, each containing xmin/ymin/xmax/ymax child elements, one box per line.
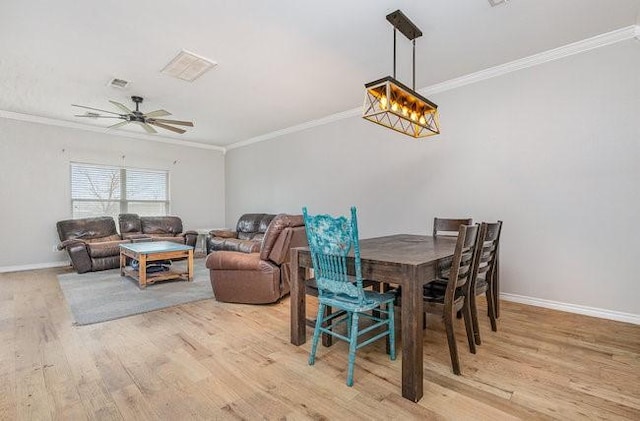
<box><xmin>380</xmin><ymin>95</ymin><xmax>388</xmax><ymax>109</ymax></box>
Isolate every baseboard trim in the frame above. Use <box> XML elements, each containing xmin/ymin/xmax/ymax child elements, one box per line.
<box><xmin>500</xmin><ymin>293</ymin><xmax>640</xmax><ymax>325</ymax></box>
<box><xmin>0</xmin><ymin>261</ymin><xmax>70</xmax><ymax>274</ymax></box>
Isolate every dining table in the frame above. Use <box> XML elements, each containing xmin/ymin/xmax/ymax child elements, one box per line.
<box><xmin>290</xmin><ymin>233</ymin><xmax>458</xmax><ymax>402</ymax></box>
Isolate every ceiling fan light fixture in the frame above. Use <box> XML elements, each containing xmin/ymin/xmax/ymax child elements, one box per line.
<box><xmin>161</xmin><ymin>49</ymin><xmax>217</xmax><ymax>82</ymax></box>
<box><xmin>362</xmin><ymin>10</ymin><xmax>440</xmax><ymax>139</ymax></box>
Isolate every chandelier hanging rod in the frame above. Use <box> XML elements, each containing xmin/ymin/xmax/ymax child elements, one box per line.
<box><xmin>387</xmin><ymin>10</ymin><xmax>422</xmax><ymax>90</ymax></box>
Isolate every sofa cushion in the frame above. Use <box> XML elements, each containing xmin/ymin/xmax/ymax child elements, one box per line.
<box><xmin>88</xmin><ymin>240</ymin><xmax>130</xmax><ymax>258</ymax></box>
<box><xmin>260</xmin><ymin>214</ymin><xmax>304</xmax><ymax>261</ymax></box>
<box><xmin>236</xmin><ymin>214</ymin><xmax>275</xmax><ymax>234</ymax></box>
<box><xmin>57</xmin><ymin>217</ymin><xmax>119</xmax><ymax>242</ymax></box>
<box><xmin>85</xmin><ymin>234</ymin><xmax>122</xmax><ymax>243</ymax></box>
<box><xmin>118</xmin><ymin>213</ymin><xmax>142</xmax><ymax>234</ymax></box>
<box><xmin>141</xmin><ymin>216</ymin><xmax>183</xmax><ymax>235</ymax></box>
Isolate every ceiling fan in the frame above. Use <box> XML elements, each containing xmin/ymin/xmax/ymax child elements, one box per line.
<box><xmin>72</xmin><ymin>96</ymin><xmax>194</xmax><ymax>134</ymax></box>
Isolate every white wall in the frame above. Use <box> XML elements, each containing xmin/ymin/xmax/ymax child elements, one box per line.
<box><xmin>0</xmin><ymin>119</ymin><xmax>225</xmax><ymax>269</ymax></box>
<box><xmin>225</xmin><ymin>40</ymin><xmax>640</xmax><ymax>315</ymax></box>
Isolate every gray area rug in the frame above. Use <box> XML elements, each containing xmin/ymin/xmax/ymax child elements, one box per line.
<box><xmin>57</xmin><ymin>260</ymin><xmax>213</xmax><ymax>325</ymax></box>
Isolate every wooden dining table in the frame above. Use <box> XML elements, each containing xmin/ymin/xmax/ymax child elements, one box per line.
<box><xmin>290</xmin><ymin>234</ymin><xmax>458</xmax><ymax>402</ymax></box>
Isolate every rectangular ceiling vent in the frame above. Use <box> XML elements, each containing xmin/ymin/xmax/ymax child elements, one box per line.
<box><xmin>107</xmin><ymin>77</ymin><xmax>131</xmax><ymax>89</ymax></box>
<box><xmin>488</xmin><ymin>0</ymin><xmax>510</xmax><ymax>6</ymax></box>
<box><xmin>161</xmin><ymin>50</ymin><xmax>217</xmax><ymax>82</ymax></box>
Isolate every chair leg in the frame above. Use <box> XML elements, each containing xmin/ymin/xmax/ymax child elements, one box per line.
<box><xmin>346</xmin><ymin>312</ymin><xmax>359</xmax><ymax>387</ymax></box>
<box><xmin>309</xmin><ymin>304</ymin><xmax>325</xmax><ymax>365</ymax></box>
<box><xmin>388</xmin><ymin>302</ymin><xmax>396</xmax><ymax>361</ymax></box>
<box><xmin>322</xmin><ymin>306</ymin><xmax>333</xmax><ymax>347</ymax></box>
<box><xmin>486</xmin><ymin>288</ymin><xmax>498</xmax><ymax>332</ymax></box>
<box><xmin>462</xmin><ymin>300</ymin><xmax>476</xmax><ymax>354</ymax></box>
<box><xmin>469</xmin><ymin>290</ymin><xmax>482</xmax><ymax>346</ymax></box>
<box><xmin>444</xmin><ymin>309</ymin><xmax>461</xmax><ymax>375</ymax></box>
<box><xmin>494</xmin><ymin>257</ymin><xmax>500</xmax><ymax>319</ymax></box>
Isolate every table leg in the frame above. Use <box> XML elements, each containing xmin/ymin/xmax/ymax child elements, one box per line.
<box><xmin>139</xmin><ymin>254</ymin><xmax>147</xmax><ymax>289</ymax></box>
<box><xmin>290</xmin><ymin>249</ymin><xmax>306</xmax><ymax>345</ymax></box>
<box><xmin>188</xmin><ymin>249</ymin><xmax>194</xmax><ymax>281</ymax></box>
<box><xmin>401</xmin><ymin>267</ymin><xmax>424</xmax><ymax>402</ymax></box>
<box><xmin>120</xmin><ymin>253</ymin><xmax>125</xmax><ymax>276</ymax></box>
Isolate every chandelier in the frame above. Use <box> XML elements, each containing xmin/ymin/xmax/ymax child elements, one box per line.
<box><xmin>363</xmin><ymin>10</ymin><xmax>440</xmax><ymax>138</ymax></box>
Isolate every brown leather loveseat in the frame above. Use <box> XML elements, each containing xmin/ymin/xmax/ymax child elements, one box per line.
<box><xmin>118</xmin><ymin>214</ymin><xmax>198</xmax><ymax>247</ymax></box>
<box><xmin>57</xmin><ymin>216</ymin><xmax>133</xmax><ymax>273</ymax></box>
<box><xmin>205</xmin><ymin>214</ymin><xmax>306</xmax><ymax>304</ymax></box>
<box><xmin>206</xmin><ymin>213</ymin><xmax>275</xmax><ymax>254</ymax></box>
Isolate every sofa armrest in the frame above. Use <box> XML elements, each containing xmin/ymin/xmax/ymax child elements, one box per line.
<box><xmin>205</xmin><ymin>251</ymin><xmax>276</xmax><ymax>272</ymax></box>
<box><xmin>210</xmin><ymin>229</ymin><xmax>237</xmax><ymax>239</ymax></box>
<box><xmin>59</xmin><ymin>240</ymin><xmax>93</xmax><ymax>273</ymax></box>
<box><xmin>57</xmin><ymin>238</ymin><xmax>86</xmax><ymax>250</ymax></box>
<box><xmin>183</xmin><ymin>230</ymin><xmax>198</xmax><ymax>248</ymax></box>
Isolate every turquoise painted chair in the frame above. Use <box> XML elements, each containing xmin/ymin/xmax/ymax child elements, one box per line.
<box><xmin>302</xmin><ymin>206</ymin><xmax>396</xmax><ymax>387</ymax></box>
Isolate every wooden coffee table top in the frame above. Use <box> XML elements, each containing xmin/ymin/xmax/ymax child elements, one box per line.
<box><xmin>120</xmin><ymin>241</ymin><xmax>193</xmax><ymax>254</ymax></box>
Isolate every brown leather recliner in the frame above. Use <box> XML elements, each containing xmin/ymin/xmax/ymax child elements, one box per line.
<box><xmin>57</xmin><ymin>217</ymin><xmax>134</xmax><ymax>273</ymax></box>
<box><xmin>118</xmin><ymin>214</ymin><xmax>198</xmax><ymax>247</ymax></box>
<box><xmin>205</xmin><ymin>214</ymin><xmax>307</xmax><ymax>304</ymax></box>
<box><xmin>206</xmin><ymin>213</ymin><xmax>276</xmax><ymax>254</ymax></box>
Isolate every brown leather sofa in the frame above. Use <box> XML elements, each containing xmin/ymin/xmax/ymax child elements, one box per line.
<box><xmin>57</xmin><ymin>216</ymin><xmax>136</xmax><ymax>273</ymax></box>
<box><xmin>206</xmin><ymin>213</ymin><xmax>276</xmax><ymax>254</ymax></box>
<box><xmin>205</xmin><ymin>214</ymin><xmax>306</xmax><ymax>304</ymax></box>
<box><xmin>118</xmin><ymin>214</ymin><xmax>198</xmax><ymax>247</ymax></box>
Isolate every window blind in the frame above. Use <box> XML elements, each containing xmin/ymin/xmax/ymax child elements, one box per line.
<box><xmin>70</xmin><ymin>163</ymin><xmax>169</xmax><ymax>219</ymax></box>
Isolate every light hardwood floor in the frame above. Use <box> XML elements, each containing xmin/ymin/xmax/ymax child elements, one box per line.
<box><xmin>0</xmin><ymin>267</ymin><xmax>638</xmax><ymax>420</ymax></box>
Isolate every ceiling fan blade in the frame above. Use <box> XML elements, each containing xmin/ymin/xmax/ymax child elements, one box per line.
<box><xmin>136</xmin><ymin>122</ymin><xmax>157</xmax><ymax>134</ymax></box>
<box><xmin>71</xmin><ymin>104</ymin><xmax>123</xmax><ymax>116</ymax></box>
<box><xmin>107</xmin><ymin>121</ymin><xmax>130</xmax><ymax>130</ymax></box>
<box><xmin>148</xmin><ymin>118</ymin><xmax>194</xmax><ymax>127</ymax></box>
<box><xmin>109</xmin><ymin>100</ymin><xmax>133</xmax><ymax>114</ymax></box>
<box><xmin>148</xmin><ymin>121</ymin><xmax>186</xmax><ymax>134</ymax></box>
<box><xmin>74</xmin><ymin>114</ymin><xmax>124</xmax><ymax>119</ymax></box>
<box><xmin>144</xmin><ymin>109</ymin><xmax>172</xmax><ymax>118</ymax></box>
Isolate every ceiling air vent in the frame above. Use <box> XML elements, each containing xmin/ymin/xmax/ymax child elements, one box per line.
<box><xmin>161</xmin><ymin>49</ymin><xmax>217</xmax><ymax>82</ymax></box>
<box><xmin>107</xmin><ymin>77</ymin><xmax>131</xmax><ymax>89</ymax></box>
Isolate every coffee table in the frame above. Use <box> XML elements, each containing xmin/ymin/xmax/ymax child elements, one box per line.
<box><xmin>119</xmin><ymin>241</ymin><xmax>194</xmax><ymax>289</ymax></box>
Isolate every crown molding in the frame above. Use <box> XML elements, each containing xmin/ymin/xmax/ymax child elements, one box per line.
<box><xmin>226</xmin><ymin>25</ymin><xmax>639</xmax><ymax>152</ymax></box>
<box><xmin>0</xmin><ymin>110</ymin><xmax>225</xmax><ymax>153</ymax></box>
<box><xmin>226</xmin><ymin>108</ymin><xmax>360</xmax><ymax>151</ymax></box>
<box><xmin>422</xmin><ymin>25</ymin><xmax>638</xmax><ymax>96</ymax></box>
<box><xmin>501</xmin><ymin>293</ymin><xmax>640</xmax><ymax>325</ymax></box>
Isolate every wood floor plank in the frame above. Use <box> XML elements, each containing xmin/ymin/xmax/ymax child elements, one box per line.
<box><xmin>1</xmin><ymin>267</ymin><xmax>639</xmax><ymax>420</ymax></box>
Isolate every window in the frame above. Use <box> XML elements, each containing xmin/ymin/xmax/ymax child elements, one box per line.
<box><xmin>71</xmin><ymin>163</ymin><xmax>169</xmax><ymax>219</ymax></box>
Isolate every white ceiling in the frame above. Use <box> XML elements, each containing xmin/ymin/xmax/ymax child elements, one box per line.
<box><xmin>1</xmin><ymin>0</ymin><xmax>638</xmax><ymax>147</ymax></box>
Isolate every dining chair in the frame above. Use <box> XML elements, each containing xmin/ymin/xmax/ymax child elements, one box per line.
<box><xmin>433</xmin><ymin>217</ymin><xmax>473</xmax><ymax>237</ymax></box>
<box><xmin>468</xmin><ymin>221</ymin><xmax>503</xmax><ymax>344</ymax></box>
<box><xmin>432</xmin><ymin>217</ymin><xmax>473</xmax><ymax>278</ymax></box>
<box><xmin>302</xmin><ymin>206</ymin><xmax>396</xmax><ymax>387</ymax></box>
<box><xmin>422</xmin><ymin>224</ymin><xmax>479</xmax><ymax>375</ymax></box>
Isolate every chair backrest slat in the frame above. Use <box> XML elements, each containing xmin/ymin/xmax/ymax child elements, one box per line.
<box><xmin>446</xmin><ymin>224</ymin><xmax>479</xmax><ymax>294</ymax></box>
<box><xmin>303</xmin><ymin>207</ymin><xmax>366</xmax><ymax>303</ymax></box>
<box><xmin>470</xmin><ymin>221</ymin><xmax>503</xmax><ymax>288</ymax></box>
